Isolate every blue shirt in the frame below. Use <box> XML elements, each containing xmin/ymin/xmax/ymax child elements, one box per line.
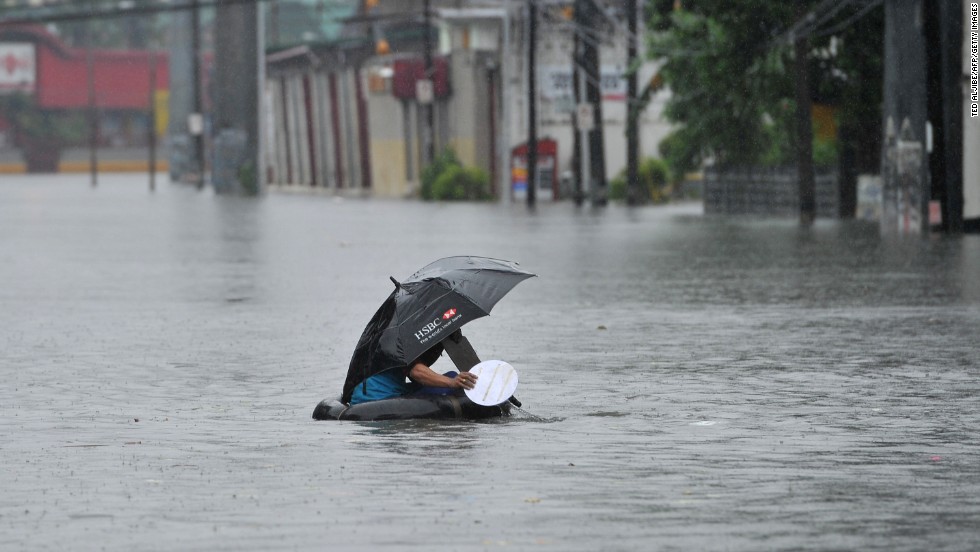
<box><xmin>349</xmin><ymin>368</ymin><xmax>420</xmax><ymax>405</ymax></box>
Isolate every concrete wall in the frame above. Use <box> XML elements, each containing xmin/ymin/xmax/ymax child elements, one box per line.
<box><xmin>964</xmin><ymin>0</ymin><xmax>980</xmax><ymax>222</ymax></box>
<box><xmin>704</xmin><ymin>167</ymin><xmax>839</xmax><ymax>218</ymax></box>
<box><xmin>266</xmin><ymin>65</ymin><xmax>368</xmax><ymax>193</ymax></box>
<box><xmin>365</xmin><ymin>68</ymin><xmax>413</xmax><ymax>197</ymax></box>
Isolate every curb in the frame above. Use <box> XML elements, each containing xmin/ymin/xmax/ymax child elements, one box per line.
<box><xmin>0</xmin><ymin>160</ymin><xmax>170</xmax><ymax>174</ymax></box>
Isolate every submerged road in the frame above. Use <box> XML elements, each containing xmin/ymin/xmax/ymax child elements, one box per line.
<box><xmin>1</xmin><ymin>175</ymin><xmax>979</xmax><ymax>551</ymax></box>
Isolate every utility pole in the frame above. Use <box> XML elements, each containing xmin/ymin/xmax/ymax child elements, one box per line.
<box><xmin>526</xmin><ymin>0</ymin><xmax>538</xmax><ymax>207</ymax></box>
<box><xmin>794</xmin><ymin>1</ymin><xmax>816</xmax><ymax>225</ymax></box>
<box><xmin>937</xmin><ymin>0</ymin><xmax>963</xmax><ymax>232</ymax></box>
<box><xmin>579</xmin><ymin>0</ymin><xmax>606</xmax><ymax>206</ymax></box>
<box><xmin>625</xmin><ymin>0</ymin><xmax>639</xmax><ymax>205</ymax></box>
<box><xmin>211</xmin><ymin>0</ymin><xmax>264</xmax><ymax>195</ymax></box>
<box><xmin>423</xmin><ymin>0</ymin><xmax>435</xmax><ymax>166</ymax></box>
<box><xmin>85</xmin><ymin>21</ymin><xmax>98</xmax><ymax>188</ymax></box>
<box><xmin>148</xmin><ymin>52</ymin><xmax>157</xmax><ymax>191</ymax></box>
<box><xmin>166</xmin><ymin>4</ymin><xmax>193</xmax><ymax>184</ymax></box>
<box><xmin>191</xmin><ymin>0</ymin><xmax>205</xmax><ymax>188</ymax></box>
<box><xmin>571</xmin><ymin>8</ymin><xmax>584</xmax><ymax>207</ymax></box>
<box><xmin>881</xmin><ymin>0</ymin><xmax>929</xmax><ymax>235</ymax></box>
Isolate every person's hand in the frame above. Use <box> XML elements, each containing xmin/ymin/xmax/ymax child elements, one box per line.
<box><xmin>454</xmin><ymin>372</ymin><xmax>477</xmax><ymax>390</ymax></box>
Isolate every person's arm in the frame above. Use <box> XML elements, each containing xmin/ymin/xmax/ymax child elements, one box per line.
<box><xmin>408</xmin><ymin>363</ymin><xmax>477</xmax><ymax>389</ymax></box>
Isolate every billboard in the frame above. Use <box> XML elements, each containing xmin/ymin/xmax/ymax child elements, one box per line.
<box><xmin>0</xmin><ymin>43</ymin><xmax>36</xmax><ymax>94</ymax></box>
<box><xmin>540</xmin><ymin>65</ymin><xmax>627</xmax><ymax>102</ymax></box>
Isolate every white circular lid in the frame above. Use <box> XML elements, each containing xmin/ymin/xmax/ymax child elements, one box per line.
<box><xmin>464</xmin><ymin>360</ymin><xmax>519</xmax><ymax>406</ymax></box>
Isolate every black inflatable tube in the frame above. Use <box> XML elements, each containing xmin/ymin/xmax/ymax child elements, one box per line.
<box><xmin>312</xmin><ymin>394</ymin><xmax>512</xmax><ymax>421</ymax></box>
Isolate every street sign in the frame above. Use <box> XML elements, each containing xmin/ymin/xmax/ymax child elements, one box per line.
<box><xmin>576</xmin><ymin>103</ymin><xmax>594</xmax><ymax>131</ymax></box>
<box><xmin>416</xmin><ymin>79</ymin><xmax>434</xmax><ymax>105</ymax></box>
<box><xmin>187</xmin><ymin>113</ymin><xmax>204</xmax><ymax>136</ymax></box>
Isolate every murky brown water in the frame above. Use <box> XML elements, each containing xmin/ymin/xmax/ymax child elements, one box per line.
<box><xmin>2</xmin><ymin>175</ymin><xmax>979</xmax><ymax>551</ymax></box>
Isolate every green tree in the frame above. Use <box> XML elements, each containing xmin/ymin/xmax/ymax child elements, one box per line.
<box><xmin>649</xmin><ymin>1</ymin><xmax>796</xmax><ymax>172</ymax></box>
<box><xmin>648</xmin><ymin>1</ymin><xmax>882</xmax><ymax>186</ymax></box>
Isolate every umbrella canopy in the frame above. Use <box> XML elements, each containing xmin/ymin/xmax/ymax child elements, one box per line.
<box><xmin>341</xmin><ymin>256</ymin><xmax>536</xmax><ymax>404</ymax></box>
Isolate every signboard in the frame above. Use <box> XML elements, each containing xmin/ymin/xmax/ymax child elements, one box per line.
<box><xmin>0</xmin><ymin>43</ymin><xmax>36</xmax><ymax>94</ymax></box>
<box><xmin>415</xmin><ymin>79</ymin><xmax>434</xmax><ymax>105</ymax></box>
<box><xmin>540</xmin><ymin>65</ymin><xmax>627</xmax><ymax>101</ymax></box>
<box><xmin>511</xmin><ymin>139</ymin><xmax>558</xmax><ymax>201</ymax></box>
<box><xmin>188</xmin><ymin>113</ymin><xmax>204</xmax><ymax>136</ymax></box>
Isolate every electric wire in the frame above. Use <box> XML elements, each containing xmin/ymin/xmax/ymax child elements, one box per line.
<box><xmin>0</xmin><ymin>0</ymin><xmax>275</xmax><ymax>24</ymax></box>
<box><xmin>810</xmin><ymin>0</ymin><xmax>883</xmax><ymax>40</ymax></box>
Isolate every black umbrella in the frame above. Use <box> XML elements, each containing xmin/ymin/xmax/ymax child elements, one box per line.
<box><xmin>341</xmin><ymin>256</ymin><xmax>536</xmax><ymax>404</ymax></box>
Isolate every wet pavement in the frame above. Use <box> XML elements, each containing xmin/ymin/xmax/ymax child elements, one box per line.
<box><xmin>1</xmin><ymin>174</ymin><xmax>979</xmax><ymax>551</ymax></box>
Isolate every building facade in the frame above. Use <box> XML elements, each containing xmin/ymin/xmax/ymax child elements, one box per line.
<box><xmin>263</xmin><ymin>1</ymin><xmax>672</xmax><ymax>199</ymax></box>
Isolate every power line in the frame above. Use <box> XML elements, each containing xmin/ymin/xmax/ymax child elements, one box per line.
<box><xmin>810</xmin><ymin>0</ymin><xmax>882</xmax><ymax>40</ymax></box>
<box><xmin>776</xmin><ymin>0</ymin><xmax>842</xmax><ymax>43</ymax></box>
<box><xmin>0</xmin><ymin>0</ymin><xmax>273</xmax><ymax>25</ymax></box>
<box><xmin>796</xmin><ymin>0</ymin><xmax>856</xmax><ymax>40</ymax></box>
<box><xmin>772</xmin><ymin>0</ymin><xmax>881</xmax><ymax>46</ymax></box>
<box><xmin>538</xmin><ymin>1</ymin><xmax>641</xmax><ymax>45</ymax></box>
<box><xmin>808</xmin><ymin>0</ymin><xmax>857</xmax><ymax>33</ymax></box>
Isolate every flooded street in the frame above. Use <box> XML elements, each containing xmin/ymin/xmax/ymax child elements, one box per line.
<box><xmin>2</xmin><ymin>175</ymin><xmax>979</xmax><ymax>551</ymax></box>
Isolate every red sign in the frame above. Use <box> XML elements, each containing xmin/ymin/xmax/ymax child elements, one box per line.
<box><xmin>392</xmin><ymin>57</ymin><xmax>450</xmax><ymax>100</ymax></box>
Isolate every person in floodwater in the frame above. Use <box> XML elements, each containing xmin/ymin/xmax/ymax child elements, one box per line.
<box><xmin>348</xmin><ymin>342</ymin><xmax>477</xmax><ymax>405</ymax></box>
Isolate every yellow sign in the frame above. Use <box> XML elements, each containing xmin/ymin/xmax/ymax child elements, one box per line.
<box><xmin>811</xmin><ymin>104</ymin><xmax>837</xmax><ymax>142</ymax></box>
<box><xmin>154</xmin><ymin>90</ymin><xmax>169</xmax><ymax>137</ymax></box>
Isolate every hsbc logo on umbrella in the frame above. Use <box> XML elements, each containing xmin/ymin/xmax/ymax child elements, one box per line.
<box><xmin>414</xmin><ymin>308</ymin><xmax>463</xmax><ymax>344</ymax></box>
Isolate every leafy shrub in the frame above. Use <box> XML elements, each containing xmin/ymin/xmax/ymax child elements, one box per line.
<box><xmin>420</xmin><ymin>148</ymin><xmax>492</xmax><ymax>201</ymax></box>
<box><xmin>420</xmin><ymin>148</ymin><xmax>461</xmax><ymax>200</ymax></box>
<box><xmin>0</xmin><ymin>93</ymin><xmax>86</xmax><ymax>146</ymax></box>
<box><xmin>609</xmin><ymin>174</ymin><xmax>627</xmax><ymax>200</ymax></box>
<box><xmin>609</xmin><ymin>157</ymin><xmax>671</xmax><ymax>203</ymax></box>
<box><xmin>641</xmin><ymin>158</ymin><xmax>670</xmax><ymax>202</ymax></box>
<box><xmin>430</xmin><ymin>165</ymin><xmax>491</xmax><ymax>201</ymax></box>
<box><xmin>812</xmin><ymin>136</ymin><xmax>839</xmax><ymax>168</ymax></box>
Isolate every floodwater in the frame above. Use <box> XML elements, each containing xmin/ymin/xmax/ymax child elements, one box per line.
<box><xmin>2</xmin><ymin>175</ymin><xmax>979</xmax><ymax>551</ymax></box>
